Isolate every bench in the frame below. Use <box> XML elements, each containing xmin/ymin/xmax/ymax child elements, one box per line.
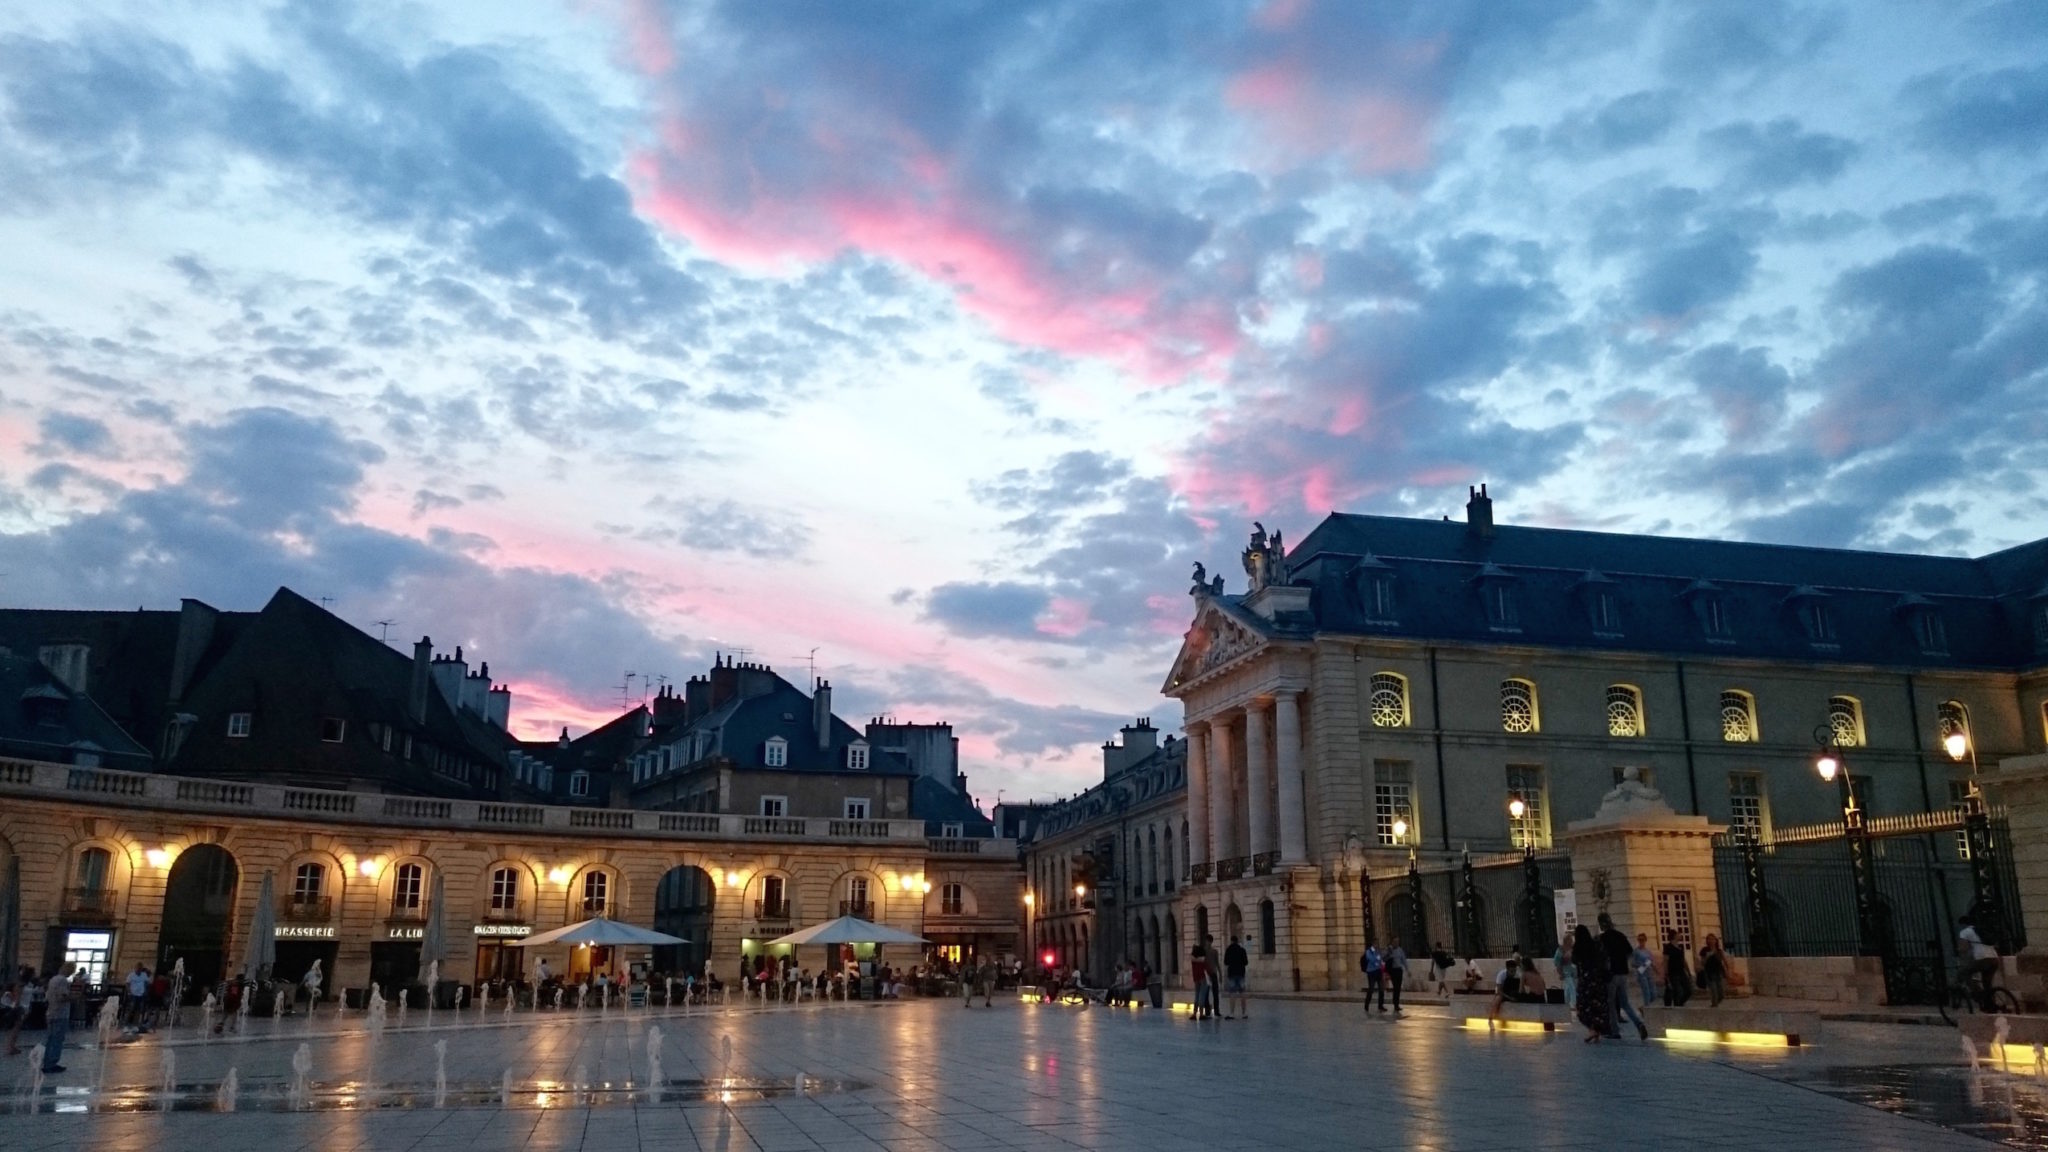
<box><xmin>1452</xmin><ymin>998</ymin><xmax>1575</xmax><ymax>1033</ymax></box>
<box><xmin>1654</xmin><ymin>1006</ymin><xmax>1819</xmax><ymax>1047</ymax></box>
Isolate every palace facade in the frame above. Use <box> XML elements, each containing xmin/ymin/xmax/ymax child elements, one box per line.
<box><xmin>1167</xmin><ymin>488</ymin><xmax>2048</xmax><ymax>991</ymax></box>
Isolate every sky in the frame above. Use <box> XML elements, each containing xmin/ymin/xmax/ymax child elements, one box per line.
<box><xmin>1</xmin><ymin>0</ymin><xmax>2045</xmax><ymax>805</ymax></box>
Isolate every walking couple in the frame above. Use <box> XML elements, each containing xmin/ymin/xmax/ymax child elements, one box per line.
<box><xmin>1569</xmin><ymin>913</ymin><xmax>1651</xmax><ymax>1043</ymax></box>
<box><xmin>1360</xmin><ymin>942</ymin><xmax>1407</xmax><ymax>1015</ymax></box>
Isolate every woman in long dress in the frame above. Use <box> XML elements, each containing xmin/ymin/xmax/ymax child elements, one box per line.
<box><xmin>1570</xmin><ymin>924</ymin><xmax>1611</xmax><ymax>1043</ymax></box>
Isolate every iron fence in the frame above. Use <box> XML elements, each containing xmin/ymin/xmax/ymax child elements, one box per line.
<box><xmin>1362</xmin><ymin>851</ymin><xmax>1572</xmax><ymax>960</ymax></box>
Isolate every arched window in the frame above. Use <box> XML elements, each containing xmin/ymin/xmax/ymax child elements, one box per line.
<box><xmin>1828</xmin><ymin>695</ymin><xmax>1865</xmax><ymax>747</ymax></box>
<box><xmin>74</xmin><ymin>846</ymin><xmax>111</xmax><ymax>893</ymax></box>
<box><xmin>1719</xmin><ymin>690</ymin><xmax>1757</xmax><ymax>743</ymax></box>
<box><xmin>941</xmin><ymin>883</ymin><xmax>965</xmax><ymax>916</ymax></box>
<box><xmin>490</xmin><ymin>866</ymin><xmax>522</xmax><ymax>915</ymax></box>
<box><xmin>1606</xmin><ymin>685</ymin><xmax>1644</xmax><ymax>737</ymax></box>
<box><xmin>581</xmin><ymin>868</ymin><xmax>609</xmax><ymax>915</ymax></box>
<box><xmin>1937</xmin><ymin>699</ymin><xmax>1970</xmax><ymax>745</ymax></box>
<box><xmin>1258</xmin><ymin>898</ymin><xmax>1277</xmax><ymax>955</ymax></box>
<box><xmin>1501</xmin><ymin>679</ymin><xmax>1538</xmax><ymax>734</ymax></box>
<box><xmin>392</xmin><ymin>862</ymin><xmax>425</xmax><ymax>913</ymax></box>
<box><xmin>1369</xmin><ymin>673</ymin><xmax>1410</xmax><ymax>728</ymax></box>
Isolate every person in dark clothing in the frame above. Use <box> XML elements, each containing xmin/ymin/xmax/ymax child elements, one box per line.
<box><xmin>1223</xmin><ymin>937</ymin><xmax>1250</xmax><ymax>1019</ymax></box>
<box><xmin>1387</xmin><ymin>944</ymin><xmax>1408</xmax><ymax>1016</ymax></box>
<box><xmin>1597</xmin><ymin>913</ymin><xmax>1650</xmax><ymax>1040</ymax></box>
<box><xmin>1360</xmin><ymin>944</ymin><xmax>1385</xmax><ymax>1012</ymax></box>
<box><xmin>1570</xmin><ymin>925</ymin><xmax>1611</xmax><ymax>1042</ymax></box>
<box><xmin>1661</xmin><ymin>930</ymin><xmax>1693</xmax><ymax>1007</ymax></box>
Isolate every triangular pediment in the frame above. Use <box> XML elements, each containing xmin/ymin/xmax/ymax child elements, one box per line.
<box><xmin>1162</xmin><ymin>603</ymin><xmax>1265</xmax><ymax>693</ymax></box>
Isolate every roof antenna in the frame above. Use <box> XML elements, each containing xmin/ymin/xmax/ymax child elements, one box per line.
<box><xmin>617</xmin><ymin>671</ymin><xmax>638</xmax><ymax>710</ymax></box>
<box><xmin>375</xmin><ymin>620</ymin><xmax>397</xmax><ymax>645</ymax></box>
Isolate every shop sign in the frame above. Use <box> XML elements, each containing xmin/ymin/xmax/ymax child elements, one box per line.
<box><xmin>386</xmin><ymin>926</ymin><xmax>424</xmax><ymax>940</ymax></box>
<box><xmin>473</xmin><ymin>924</ymin><xmax>532</xmax><ymax>937</ymax></box>
<box><xmin>278</xmin><ymin>925</ymin><xmax>336</xmax><ymax>939</ymax></box>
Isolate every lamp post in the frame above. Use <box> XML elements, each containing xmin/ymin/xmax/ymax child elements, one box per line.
<box><xmin>1945</xmin><ymin>725</ymin><xmax>2007</xmax><ymax>951</ymax></box>
<box><xmin>1814</xmin><ymin>726</ymin><xmax>1887</xmax><ymax>973</ymax></box>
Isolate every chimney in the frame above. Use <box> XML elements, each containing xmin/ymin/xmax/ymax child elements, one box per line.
<box><xmin>410</xmin><ymin>636</ymin><xmax>434</xmax><ymax>722</ymax></box>
<box><xmin>650</xmin><ymin>684</ymin><xmax>686</xmax><ymax>737</ymax></box>
<box><xmin>813</xmin><ymin>678</ymin><xmax>833</xmax><ymax>751</ymax></box>
<box><xmin>1122</xmin><ymin>717</ymin><xmax>1159</xmax><ymax>761</ymax></box>
<box><xmin>684</xmin><ymin>674</ymin><xmax>709</xmax><ymax>723</ymax></box>
<box><xmin>166</xmin><ymin>598</ymin><xmax>219</xmax><ymax>704</ymax></box>
<box><xmin>486</xmin><ymin>683</ymin><xmax>511</xmax><ymax>730</ymax></box>
<box><xmin>709</xmin><ymin>654</ymin><xmax>738</xmax><ymax>710</ymax></box>
<box><xmin>1466</xmin><ymin>483</ymin><xmax>1495</xmax><ymax>539</ymax></box>
<box><xmin>558</xmin><ymin>726</ymin><xmax>571</xmax><ymax>748</ymax></box>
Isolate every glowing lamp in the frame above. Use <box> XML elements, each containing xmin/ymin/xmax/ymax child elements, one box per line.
<box><xmin>1023</xmin><ymin>892</ymin><xmax>1034</xmax><ymax>907</ymax></box>
<box><xmin>547</xmin><ymin>866</ymin><xmax>572</xmax><ymax>885</ymax></box>
<box><xmin>1508</xmin><ymin>798</ymin><xmax>1526</xmax><ymax>820</ymax></box>
<box><xmin>1945</xmin><ymin>731</ymin><xmax>1970</xmax><ymax>761</ymax></box>
<box><xmin>1042</xmin><ymin>951</ymin><xmax>1056</xmax><ymax>967</ymax></box>
<box><xmin>1815</xmin><ymin>753</ymin><xmax>1840</xmax><ymax>783</ymax></box>
<box><xmin>359</xmin><ymin>857</ymin><xmax>382</xmax><ymax>878</ymax></box>
<box><xmin>145</xmin><ymin>847</ymin><xmax>174</xmax><ymax>870</ymax></box>
<box><xmin>1391</xmin><ymin>818</ymin><xmax>1408</xmax><ymax>841</ymax></box>
<box><xmin>725</xmin><ymin>871</ymin><xmax>742</xmax><ymax>888</ymax></box>
<box><xmin>1074</xmin><ymin>884</ymin><xmax>1086</xmax><ymax>899</ymax></box>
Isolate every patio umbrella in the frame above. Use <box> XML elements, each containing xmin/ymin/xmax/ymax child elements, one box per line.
<box><xmin>509</xmin><ymin>916</ymin><xmax>687</xmax><ymax>948</ymax></box>
<box><xmin>0</xmin><ymin>854</ymin><xmax>19</xmax><ymax>981</ymax></box>
<box><xmin>419</xmin><ymin>869</ymin><xmax>448</xmax><ymax>973</ymax></box>
<box><xmin>243</xmin><ymin>871</ymin><xmax>277</xmax><ymax>981</ymax></box>
<box><xmin>765</xmin><ymin>915</ymin><xmax>928</xmax><ymax>948</ymax></box>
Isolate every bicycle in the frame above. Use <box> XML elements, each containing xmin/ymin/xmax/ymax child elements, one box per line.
<box><xmin>1938</xmin><ymin>970</ymin><xmax>2021</xmax><ymax>1025</ymax></box>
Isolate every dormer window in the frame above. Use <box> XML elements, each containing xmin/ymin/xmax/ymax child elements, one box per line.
<box><xmin>1684</xmin><ymin>581</ymin><xmax>1734</xmax><ymax>641</ymax></box>
<box><xmin>569</xmin><ymin>770</ymin><xmax>589</xmax><ymax>797</ymax></box>
<box><xmin>1902</xmin><ymin>599</ymin><xmax>1948</xmax><ymax>655</ymax></box>
<box><xmin>1474</xmin><ymin>565</ymin><xmax>1519</xmax><ymax>632</ymax></box>
<box><xmin>1577</xmin><ymin>572</ymin><xmax>1622</xmax><ymax>636</ymax></box>
<box><xmin>1786</xmin><ymin>587</ymin><xmax>1834</xmax><ymax>644</ymax></box>
<box><xmin>847</xmin><ymin>741</ymin><xmax>869</xmax><ymax>771</ymax></box>
<box><xmin>227</xmin><ymin>712</ymin><xmax>252</xmax><ymax>738</ymax></box>
<box><xmin>1349</xmin><ymin>556</ymin><xmax>1397</xmax><ymax>623</ymax></box>
<box><xmin>764</xmin><ymin>736</ymin><xmax>788</xmax><ymax>768</ymax></box>
<box><xmin>2032</xmin><ymin>592</ymin><xmax>2048</xmax><ymax>651</ymax></box>
<box><xmin>319</xmin><ymin>717</ymin><xmax>346</xmax><ymax>743</ymax></box>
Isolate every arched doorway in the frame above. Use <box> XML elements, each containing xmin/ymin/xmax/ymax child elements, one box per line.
<box><xmin>653</xmin><ymin>865</ymin><xmax>715</xmax><ymax>977</ymax></box>
<box><xmin>1387</xmin><ymin>892</ymin><xmax>1429</xmax><ymax>958</ymax></box>
<box><xmin>1223</xmin><ymin>903</ymin><xmax>1244</xmax><ymax>948</ymax></box>
<box><xmin>160</xmin><ymin>844</ymin><xmax>238</xmax><ymax>999</ymax></box>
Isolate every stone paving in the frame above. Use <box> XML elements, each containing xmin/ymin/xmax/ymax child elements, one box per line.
<box><xmin>0</xmin><ymin>995</ymin><xmax>2035</xmax><ymax>1150</ymax></box>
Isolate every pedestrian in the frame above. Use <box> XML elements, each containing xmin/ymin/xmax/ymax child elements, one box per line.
<box><xmin>123</xmin><ymin>963</ymin><xmax>150</xmax><ymax>1029</ymax></box>
<box><xmin>1632</xmin><ymin>933</ymin><xmax>1657</xmax><ymax>1007</ymax></box>
<box><xmin>1361</xmin><ymin>943</ymin><xmax>1386</xmax><ymax>1013</ymax></box>
<box><xmin>1570</xmin><ymin>925</ymin><xmax>1610</xmax><ymax>1043</ymax></box>
<box><xmin>41</xmin><ymin>962</ymin><xmax>76</xmax><ymax>1073</ymax></box>
<box><xmin>1223</xmin><ymin>935</ymin><xmax>1250</xmax><ymax>1019</ymax></box>
<box><xmin>1189</xmin><ymin>944</ymin><xmax>1212</xmax><ymax>1019</ymax></box>
<box><xmin>1201</xmin><ymin>935</ymin><xmax>1222</xmax><ymax>1019</ymax></box>
<box><xmin>1596</xmin><ymin>913</ymin><xmax>1650</xmax><ymax>1041</ymax></box>
<box><xmin>980</xmin><ymin>956</ymin><xmax>999</xmax><ymax>1008</ymax></box>
<box><xmin>1553</xmin><ymin>941</ymin><xmax>1577</xmax><ymax>1010</ymax></box>
<box><xmin>1698</xmin><ymin>934</ymin><xmax>1728</xmax><ymax>1007</ymax></box>
<box><xmin>1959</xmin><ymin>915</ymin><xmax>2000</xmax><ymax>1012</ymax></box>
<box><xmin>1430</xmin><ymin>942</ymin><xmax>1453</xmax><ymax>995</ymax></box>
<box><xmin>1387</xmin><ymin>943</ymin><xmax>1408</xmax><ymax>1016</ymax></box>
<box><xmin>1661</xmin><ymin>931</ymin><xmax>1693</xmax><ymax>1007</ymax></box>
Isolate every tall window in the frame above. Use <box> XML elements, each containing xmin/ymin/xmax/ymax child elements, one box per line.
<box><xmin>1374</xmin><ymin>760</ymin><xmax>1414</xmax><ymax>846</ymax></box>
<box><xmin>393</xmin><ymin>862</ymin><xmax>424</xmax><ymax>911</ymax></box>
<box><xmin>1937</xmin><ymin>699</ymin><xmax>1969</xmax><ymax>746</ymax></box>
<box><xmin>1369</xmin><ymin>673</ymin><xmax>1410</xmax><ymax>728</ymax></box>
<box><xmin>1148</xmin><ymin>827</ymin><xmax>1160</xmax><ymax>896</ymax></box>
<box><xmin>761</xmin><ymin>875</ymin><xmax>786</xmax><ymax>917</ymax></box>
<box><xmin>75</xmin><ymin>846</ymin><xmax>110</xmax><ymax>892</ymax></box>
<box><xmin>581</xmin><ymin>869</ymin><xmax>608</xmax><ymax>914</ymax></box>
<box><xmin>1483</xmin><ymin>582</ymin><xmax>1519</xmax><ymax>629</ymax></box>
<box><xmin>1606</xmin><ymin>685</ymin><xmax>1644</xmax><ymax>737</ymax></box>
<box><xmin>941</xmin><ymin>882</ymin><xmax>964</xmax><ymax>915</ymax></box>
<box><xmin>1364</xmin><ymin>573</ymin><xmax>1396</xmax><ymax>620</ymax></box>
<box><xmin>291</xmin><ymin>862</ymin><xmax>324</xmax><ymax>905</ymax></box>
<box><xmin>1501</xmin><ymin>679</ymin><xmax>1538</xmax><ymax>734</ymax></box>
<box><xmin>1728</xmin><ymin>773</ymin><xmax>1766</xmax><ymax>842</ymax></box>
<box><xmin>1591</xmin><ymin>589</ymin><xmax>1622</xmax><ymax>634</ymax></box>
<box><xmin>1505</xmin><ymin>765</ymin><xmax>1547</xmax><ymax>849</ymax></box>
<box><xmin>1719</xmin><ymin>690</ymin><xmax>1757</xmax><ymax>743</ymax></box>
<box><xmin>1259</xmin><ymin>899</ymin><xmax>1277</xmax><ymax>955</ymax></box>
<box><xmin>764</xmin><ymin>737</ymin><xmax>787</xmax><ymax>767</ymax></box>
<box><xmin>490</xmin><ymin>866</ymin><xmax>520</xmax><ymax>912</ymax></box>
<box><xmin>848</xmin><ymin>876</ymin><xmax>869</xmax><ymax>912</ymax></box>
<box><xmin>1827</xmin><ymin>696</ymin><xmax>1865</xmax><ymax>747</ymax></box>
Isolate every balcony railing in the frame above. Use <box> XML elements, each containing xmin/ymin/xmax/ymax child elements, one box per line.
<box><xmin>280</xmin><ymin>897</ymin><xmax>332</xmax><ymax>922</ymax></box>
<box><xmin>755</xmin><ymin>899</ymin><xmax>790</xmax><ymax>921</ymax></box>
<box><xmin>1187</xmin><ymin>862</ymin><xmax>1213</xmax><ymax>885</ymax></box>
<box><xmin>1251</xmin><ymin>851</ymin><xmax>1281</xmax><ymax>876</ymax></box>
<box><xmin>483</xmin><ymin>902</ymin><xmax>528</xmax><ymax>923</ymax></box>
<box><xmin>387</xmin><ymin>901</ymin><xmax>426</xmax><ymax>922</ymax></box>
<box><xmin>580</xmin><ymin>898</ymin><xmax>609</xmax><ymax>916</ymax></box>
<box><xmin>839</xmin><ymin>900</ymin><xmax>873</xmax><ymax>919</ymax></box>
<box><xmin>1215</xmin><ymin>857</ymin><xmax>1248</xmax><ymax>881</ymax></box>
<box><xmin>62</xmin><ymin>887</ymin><xmax>116</xmax><ymax>919</ymax></box>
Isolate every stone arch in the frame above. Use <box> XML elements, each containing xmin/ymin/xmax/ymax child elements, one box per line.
<box><xmin>160</xmin><ymin>842</ymin><xmax>239</xmax><ymax>998</ymax></box>
<box><xmin>830</xmin><ymin>867</ymin><xmax>883</xmax><ymax>919</ymax></box>
<box><xmin>478</xmin><ymin>858</ymin><xmax>543</xmax><ymax>921</ymax></box>
<box><xmin>1223</xmin><ymin>901</ymin><xmax>1244</xmax><ymax>946</ymax></box>
<box><xmin>653</xmin><ymin>863</ymin><xmax>716</xmax><ymax>977</ymax></box>
<box><xmin>569</xmin><ymin>862</ymin><xmax>621</xmax><ymax>920</ymax></box>
<box><xmin>926</xmin><ymin>878</ymin><xmax>978</xmax><ymax>918</ymax></box>
<box><xmin>61</xmin><ymin>831</ymin><xmax>137</xmax><ymax>920</ymax></box>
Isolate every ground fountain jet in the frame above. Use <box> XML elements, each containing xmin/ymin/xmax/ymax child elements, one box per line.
<box><xmin>646</xmin><ymin>1025</ymin><xmax>663</xmax><ymax>1104</ymax></box>
<box><xmin>501</xmin><ymin>1068</ymin><xmax>515</xmax><ymax>1108</ymax></box>
<box><xmin>160</xmin><ymin>1048</ymin><xmax>177</xmax><ymax>1113</ymax></box>
<box><xmin>199</xmin><ymin>991</ymin><xmax>218</xmax><ymax>1036</ymax></box>
<box><xmin>289</xmin><ymin>1043</ymin><xmax>312</xmax><ymax>1111</ymax></box>
<box><xmin>1995</xmin><ymin>1015</ymin><xmax>2012</xmax><ymax>1070</ymax></box>
<box><xmin>25</xmin><ymin>1044</ymin><xmax>45</xmax><ymax>1113</ymax></box>
<box><xmin>216</xmin><ymin>1066</ymin><xmax>238</xmax><ymax>1112</ymax></box>
<box><xmin>434</xmin><ymin>1039</ymin><xmax>448</xmax><ymax>1108</ymax></box>
<box><xmin>367</xmin><ymin>984</ymin><xmax>387</xmax><ymax>1031</ymax></box>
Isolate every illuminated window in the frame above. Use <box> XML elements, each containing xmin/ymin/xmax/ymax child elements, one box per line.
<box><xmin>1828</xmin><ymin>696</ymin><xmax>1864</xmax><ymax>747</ymax></box>
<box><xmin>1501</xmin><ymin>679</ymin><xmax>1538</xmax><ymax>734</ymax></box>
<box><xmin>1949</xmin><ymin>780</ymin><xmax>1975</xmax><ymax>860</ymax></box>
<box><xmin>1720</xmin><ymin>690</ymin><xmax>1757</xmax><ymax>743</ymax></box>
<box><xmin>1369</xmin><ymin>673</ymin><xmax>1410</xmax><ymax>728</ymax></box>
<box><xmin>393</xmin><ymin>863</ymin><xmax>424</xmax><ymax>910</ymax></box>
<box><xmin>1606</xmin><ymin>685</ymin><xmax>1644</xmax><ymax>737</ymax></box>
<box><xmin>1656</xmin><ymin>889</ymin><xmax>1693</xmax><ymax>951</ymax></box>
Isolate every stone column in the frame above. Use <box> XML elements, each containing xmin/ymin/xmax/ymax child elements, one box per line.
<box><xmin>1275</xmin><ymin>690</ymin><xmax>1307</xmax><ymax>863</ymax></box>
<box><xmin>1209</xmin><ymin>715</ymin><xmax>1238</xmax><ymax>862</ymax></box>
<box><xmin>1245</xmin><ymin>703</ymin><xmax>1274</xmax><ymax>859</ymax></box>
<box><xmin>1186</xmin><ymin>723</ymin><xmax>1211</xmax><ymax>866</ymax></box>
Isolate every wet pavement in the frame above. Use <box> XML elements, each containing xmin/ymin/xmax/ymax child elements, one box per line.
<box><xmin>0</xmin><ymin>996</ymin><xmax>2040</xmax><ymax>1149</ymax></box>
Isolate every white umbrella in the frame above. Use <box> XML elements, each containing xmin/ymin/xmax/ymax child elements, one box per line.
<box><xmin>765</xmin><ymin>916</ymin><xmax>928</xmax><ymax>948</ymax></box>
<box><xmin>509</xmin><ymin>916</ymin><xmax>687</xmax><ymax>948</ymax></box>
<box><xmin>243</xmin><ymin>871</ymin><xmax>277</xmax><ymax>980</ymax></box>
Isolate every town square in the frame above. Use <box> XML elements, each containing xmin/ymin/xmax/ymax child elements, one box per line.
<box><xmin>4</xmin><ymin>0</ymin><xmax>2048</xmax><ymax>1147</ymax></box>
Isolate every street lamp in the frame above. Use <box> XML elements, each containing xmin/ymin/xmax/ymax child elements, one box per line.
<box><xmin>1391</xmin><ymin>817</ymin><xmax>1409</xmax><ymax>844</ymax></box>
<box><xmin>1944</xmin><ymin>718</ymin><xmax>2006</xmax><ymax>951</ymax></box>
<box><xmin>1508</xmin><ymin>797</ymin><xmax>1529</xmax><ymax>850</ymax></box>
<box><xmin>1814</xmin><ymin>723</ymin><xmax>1884</xmax><ymax>972</ymax></box>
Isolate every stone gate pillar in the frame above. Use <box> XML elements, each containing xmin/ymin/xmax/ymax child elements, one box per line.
<box><xmin>1561</xmin><ymin>768</ymin><xmax>1724</xmax><ymax>955</ymax></box>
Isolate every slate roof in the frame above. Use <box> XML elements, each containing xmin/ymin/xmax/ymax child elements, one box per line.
<box><xmin>1015</xmin><ymin>736</ymin><xmax>1186</xmax><ymax>847</ymax></box>
<box><xmin>0</xmin><ymin>604</ymin><xmax>252</xmax><ymax>753</ymax></box>
<box><xmin>0</xmin><ymin>649</ymin><xmax>151</xmax><ymax>769</ymax></box>
<box><xmin>1267</xmin><ymin>510</ymin><xmax>2048</xmax><ymax>670</ymax></box>
<box><xmin>910</xmin><ymin>773</ymin><xmax>997</xmax><ymax>837</ymax></box>
<box><xmin>516</xmin><ymin>705</ymin><xmax>649</xmax><ymax>805</ymax></box>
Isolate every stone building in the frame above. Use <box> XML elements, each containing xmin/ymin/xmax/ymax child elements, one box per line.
<box><xmin>1167</xmin><ymin>489</ymin><xmax>2048</xmax><ymax>992</ymax></box>
<box><xmin>1007</xmin><ymin>720</ymin><xmax>1187</xmax><ymax>982</ymax></box>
